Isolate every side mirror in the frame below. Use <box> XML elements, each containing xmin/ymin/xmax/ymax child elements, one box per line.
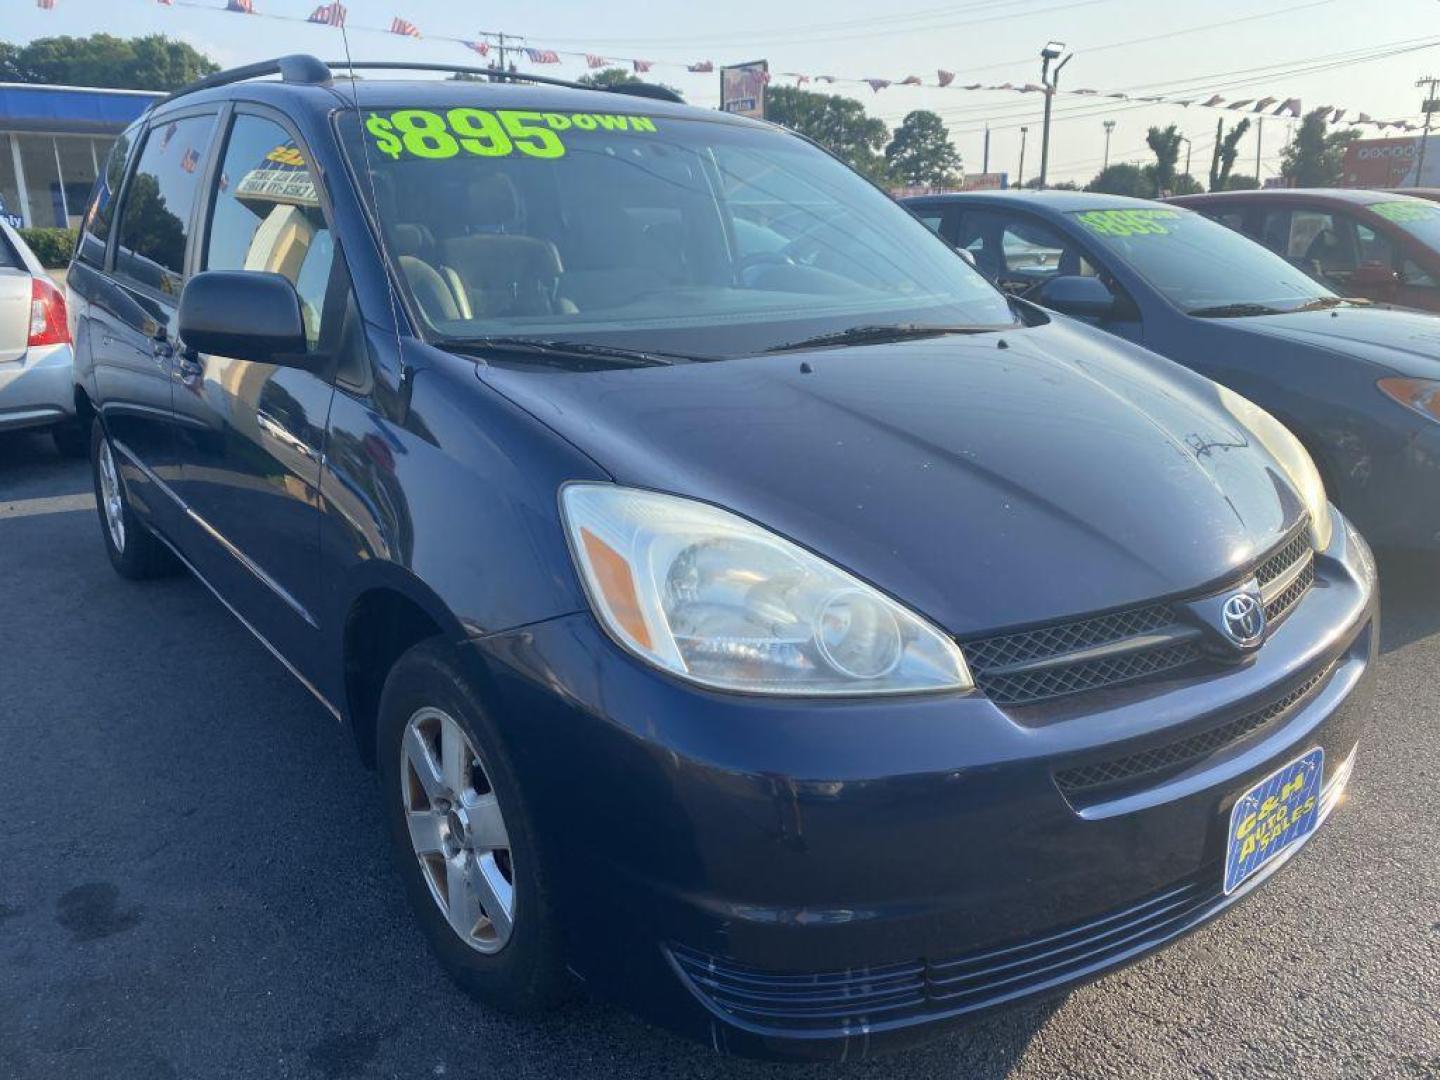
<box><xmin>1035</xmin><ymin>274</ymin><xmax>1117</xmax><ymax>319</ymax></box>
<box><xmin>179</xmin><ymin>271</ymin><xmax>308</xmax><ymax>366</ymax></box>
<box><xmin>1348</xmin><ymin>262</ymin><xmax>1400</xmax><ymax>295</ymax></box>
<box><xmin>953</xmin><ymin>245</ymin><xmax>978</xmax><ymax>268</ymax></box>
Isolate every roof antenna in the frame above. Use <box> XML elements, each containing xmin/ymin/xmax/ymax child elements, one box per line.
<box><xmin>337</xmin><ymin>22</ymin><xmax>412</xmax><ymax>404</ymax></box>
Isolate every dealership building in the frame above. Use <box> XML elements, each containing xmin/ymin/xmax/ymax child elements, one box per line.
<box><xmin>0</xmin><ymin>83</ymin><xmax>161</xmax><ymax>230</ymax></box>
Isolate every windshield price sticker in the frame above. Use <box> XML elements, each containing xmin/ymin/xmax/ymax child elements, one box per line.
<box><xmin>1076</xmin><ymin>208</ymin><xmax>1182</xmax><ymax>237</ymax></box>
<box><xmin>1370</xmin><ymin>201</ymin><xmax>1440</xmax><ymax>224</ymax></box>
<box><xmin>365</xmin><ymin>108</ymin><xmax>659</xmax><ymax>161</ymax></box>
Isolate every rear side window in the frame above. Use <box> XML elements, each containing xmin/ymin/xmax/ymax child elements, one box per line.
<box><xmin>203</xmin><ymin>114</ymin><xmax>335</xmax><ymax>348</ymax></box>
<box><xmin>114</xmin><ymin>114</ymin><xmax>216</xmax><ymax>295</ymax></box>
<box><xmin>76</xmin><ymin>128</ymin><xmax>135</xmax><ymax>268</ymax></box>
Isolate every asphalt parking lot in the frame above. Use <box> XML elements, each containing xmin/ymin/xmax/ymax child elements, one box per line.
<box><xmin>0</xmin><ymin>428</ymin><xmax>1437</xmax><ymax>1080</ymax></box>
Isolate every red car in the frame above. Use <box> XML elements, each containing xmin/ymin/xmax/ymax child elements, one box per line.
<box><xmin>1168</xmin><ymin>189</ymin><xmax>1440</xmax><ymax>311</ymax></box>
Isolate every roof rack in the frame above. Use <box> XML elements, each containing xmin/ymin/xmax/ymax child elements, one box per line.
<box><xmin>324</xmin><ymin>60</ymin><xmax>685</xmax><ymax>104</ymax></box>
<box><xmin>157</xmin><ymin>54</ymin><xmax>684</xmax><ymax>110</ymax></box>
<box><xmin>158</xmin><ymin>54</ymin><xmax>331</xmax><ymax>106</ymax></box>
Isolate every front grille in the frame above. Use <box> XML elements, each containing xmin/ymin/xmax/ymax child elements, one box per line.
<box><xmin>1053</xmin><ymin>660</ymin><xmax>1336</xmax><ymax>799</ymax></box>
<box><xmin>962</xmin><ymin>527</ymin><xmax>1316</xmax><ymax>708</ymax></box>
<box><xmin>976</xmin><ymin>642</ymin><xmax>1202</xmax><ymax>706</ymax></box>
<box><xmin>671</xmin><ymin>874</ymin><xmax>1225</xmax><ymax>1036</ymax></box>
<box><xmin>1256</xmin><ymin>530</ymin><xmax>1311</xmax><ymax>589</ymax></box>
<box><xmin>1265</xmin><ymin>559</ymin><xmax>1315</xmax><ymax>626</ymax></box>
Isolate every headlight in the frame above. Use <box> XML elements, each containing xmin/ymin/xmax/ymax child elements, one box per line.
<box><xmin>561</xmin><ymin>484</ymin><xmax>973</xmax><ymax>696</ymax></box>
<box><xmin>1218</xmin><ymin>386</ymin><xmax>1332</xmax><ymax>552</ymax></box>
<box><xmin>1377</xmin><ymin>377</ymin><xmax>1440</xmax><ymax>422</ymax></box>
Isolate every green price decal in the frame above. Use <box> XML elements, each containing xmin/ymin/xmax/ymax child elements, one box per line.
<box><xmin>365</xmin><ymin>108</ymin><xmax>658</xmax><ymax>161</ymax></box>
<box><xmin>1370</xmin><ymin>201</ymin><xmax>1440</xmax><ymax>224</ymax></box>
<box><xmin>1076</xmin><ymin>209</ymin><xmax>1181</xmax><ymax>237</ymax></box>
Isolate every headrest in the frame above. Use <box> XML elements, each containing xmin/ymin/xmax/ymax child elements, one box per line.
<box><xmin>464</xmin><ymin>174</ymin><xmax>522</xmax><ymax>231</ymax></box>
<box><xmin>391</xmin><ymin>223</ymin><xmax>428</xmax><ymax>257</ymax></box>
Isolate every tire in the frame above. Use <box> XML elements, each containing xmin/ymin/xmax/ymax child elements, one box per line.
<box><xmin>377</xmin><ymin>639</ymin><xmax>571</xmax><ymax>1013</ymax></box>
<box><xmin>52</xmin><ymin>418</ymin><xmax>89</xmax><ymax>459</ymax></box>
<box><xmin>90</xmin><ymin>420</ymin><xmax>178</xmax><ymax>580</ymax></box>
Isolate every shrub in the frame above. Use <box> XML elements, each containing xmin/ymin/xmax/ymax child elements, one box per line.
<box><xmin>17</xmin><ymin>227</ymin><xmax>77</xmax><ymax>269</ymax></box>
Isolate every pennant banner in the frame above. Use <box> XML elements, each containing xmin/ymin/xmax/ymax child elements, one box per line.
<box><xmin>79</xmin><ymin>0</ymin><xmax>1415</xmax><ymax>132</ymax></box>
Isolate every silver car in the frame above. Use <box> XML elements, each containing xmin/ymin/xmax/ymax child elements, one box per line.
<box><xmin>0</xmin><ymin>220</ymin><xmax>81</xmax><ymax>456</ymax></box>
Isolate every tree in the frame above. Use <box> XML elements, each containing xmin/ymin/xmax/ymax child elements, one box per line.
<box><xmin>1145</xmin><ymin>124</ymin><xmax>1184</xmax><ymax>195</ymax></box>
<box><xmin>1223</xmin><ymin>173</ymin><xmax>1260</xmax><ymax>190</ymax></box>
<box><xmin>1280</xmin><ymin>107</ymin><xmax>1361</xmax><ymax>187</ymax></box>
<box><xmin>2</xmin><ymin>34</ymin><xmax>217</xmax><ymax>91</ymax></box>
<box><xmin>577</xmin><ymin>66</ymin><xmax>682</xmax><ymax>100</ymax></box>
<box><xmin>765</xmin><ymin>86</ymin><xmax>891</xmax><ymax>181</ymax></box>
<box><xmin>1172</xmin><ymin>173</ymin><xmax>1205</xmax><ymax>195</ymax></box>
<box><xmin>884</xmin><ymin>110</ymin><xmax>961</xmax><ymax>187</ymax></box>
<box><xmin>1210</xmin><ymin>118</ymin><xmax>1251</xmax><ymax>191</ymax></box>
<box><xmin>1085</xmin><ymin>162</ymin><xmax>1153</xmax><ymax>197</ymax></box>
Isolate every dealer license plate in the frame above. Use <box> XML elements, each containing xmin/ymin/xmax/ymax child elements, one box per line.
<box><xmin>1224</xmin><ymin>747</ymin><xmax>1324</xmax><ymax>895</ymax></box>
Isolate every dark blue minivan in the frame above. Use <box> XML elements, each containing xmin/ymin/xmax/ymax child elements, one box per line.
<box><xmin>68</xmin><ymin>57</ymin><xmax>1376</xmax><ymax>1060</ymax></box>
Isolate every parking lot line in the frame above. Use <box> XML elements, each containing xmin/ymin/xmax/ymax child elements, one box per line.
<box><xmin>0</xmin><ymin>492</ymin><xmax>94</xmax><ymax>520</ymax></box>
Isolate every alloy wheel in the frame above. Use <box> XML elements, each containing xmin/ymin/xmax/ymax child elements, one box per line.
<box><xmin>98</xmin><ymin>440</ymin><xmax>126</xmax><ymax>554</ymax></box>
<box><xmin>400</xmin><ymin>706</ymin><xmax>515</xmax><ymax>954</ymax></box>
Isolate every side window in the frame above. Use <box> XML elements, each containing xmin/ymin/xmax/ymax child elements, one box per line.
<box><xmin>114</xmin><ymin>114</ymin><xmax>216</xmax><ymax>296</ymax></box>
<box><xmin>1401</xmin><ymin>258</ymin><xmax>1437</xmax><ymax>288</ymax></box>
<box><xmin>1287</xmin><ymin>209</ymin><xmax>1355</xmax><ymax>276</ymax></box>
<box><xmin>1208</xmin><ymin>209</ymin><xmax>1248</xmax><ymax>235</ymax></box>
<box><xmin>77</xmin><ymin>127</ymin><xmax>136</xmax><ymax>267</ymax></box>
<box><xmin>204</xmin><ymin>114</ymin><xmax>334</xmax><ymax>349</ymax></box>
<box><xmin>1354</xmin><ymin>221</ymin><xmax>1395</xmax><ymax>268</ymax></box>
<box><xmin>915</xmin><ymin>210</ymin><xmax>944</xmax><ymax>235</ymax></box>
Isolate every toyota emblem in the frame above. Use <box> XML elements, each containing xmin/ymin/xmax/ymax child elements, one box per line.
<box><xmin>1221</xmin><ymin>593</ymin><xmax>1266</xmax><ymax>647</ymax></box>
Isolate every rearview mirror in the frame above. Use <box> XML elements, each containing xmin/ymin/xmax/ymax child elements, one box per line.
<box><xmin>1035</xmin><ymin>275</ymin><xmax>1117</xmax><ymax>319</ymax></box>
<box><xmin>179</xmin><ymin>271</ymin><xmax>309</xmax><ymax>366</ymax></box>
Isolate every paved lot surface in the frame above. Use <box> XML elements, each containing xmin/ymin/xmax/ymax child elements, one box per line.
<box><xmin>1</xmin><ymin>429</ymin><xmax>1437</xmax><ymax>1080</ymax></box>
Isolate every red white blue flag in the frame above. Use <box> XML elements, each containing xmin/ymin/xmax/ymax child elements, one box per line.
<box><xmin>390</xmin><ymin>17</ymin><xmax>420</xmax><ymax>37</ymax></box>
<box><xmin>308</xmin><ymin>3</ymin><xmax>346</xmax><ymax>27</ymax></box>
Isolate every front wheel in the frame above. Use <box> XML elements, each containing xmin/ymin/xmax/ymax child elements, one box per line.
<box><xmin>377</xmin><ymin>639</ymin><xmax>571</xmax><ymax>1013</ymax></box>
<box><xmin>90</xmin><ymin>420</ymin><xmax>177</xmax><ymax>580</ymax></box>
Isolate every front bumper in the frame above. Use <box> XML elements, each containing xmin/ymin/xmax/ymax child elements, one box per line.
<box><xmin>0</xmin><ymin>343</ymin><xmax>75</xmax><ymax>432</ymax></box>
<box><xmin>468</xmin><ymin>513</ymin><xmax>1377</xmax><ymax>1061</ymax></box>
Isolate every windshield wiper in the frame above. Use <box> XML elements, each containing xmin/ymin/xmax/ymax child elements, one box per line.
<box><xmin>764</xmin><ymin>323</ymin><xmax>1003</xmax><ymax>353</ymax></box>
<box><xmin>439</xmin><ymin>336</ymin><xmax>704</xmax><ymax>367</ymax></box>
<box><xmin>1187</xmin><ymin>302</ymin><xmax>1288</xmax><ymax>319</ymax></box>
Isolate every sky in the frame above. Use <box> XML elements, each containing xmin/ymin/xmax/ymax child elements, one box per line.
<box><xmin>9</xmin><ymin>0</ymin><xmax>1440</xmax><ymax>186</ymax></box>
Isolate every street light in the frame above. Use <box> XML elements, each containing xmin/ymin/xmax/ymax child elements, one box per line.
<box><xmin>1018</xmin><ymin>126</ymin><xmax>1029</xmax><ymax>187</ymax></box>
<box><xmin>1102</xmin><ymin>120</ymin><xmax>1116</xmax><ymax>171</ymax></box>
<box><xmin>1038</xmin><ymin>40</ymin><xmax>1072</xmax><ymax>189</ymax></box>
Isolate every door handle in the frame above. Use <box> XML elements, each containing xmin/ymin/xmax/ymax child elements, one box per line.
<box><xmin>153</xmin><ymin>338</ymin><xmax>175</xmax><ymax>360</ymax></box>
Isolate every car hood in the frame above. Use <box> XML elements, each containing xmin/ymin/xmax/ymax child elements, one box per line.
<box><xmin>1221</xmin><ymin>304</ymin><xmax>1440</xmax><ymax>378</ymax></box>
<box><xmin>475</xmin><ymin>319</ymin><xmax>1307</xmax><ymax>637</ymax></box>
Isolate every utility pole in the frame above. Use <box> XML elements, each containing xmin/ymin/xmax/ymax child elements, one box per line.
<box><xmin>1102</xmin><ymin>120</ymin><xmax>1115</xmax><ymax>171</ymax></box>
<box><xmin>1416</xmin><ymin>75</ymin><xmax>1439</xmax><ymax>187</ymax></box>
<box><xmin>476</xmin><ymin>29</ymin><xmax>525</xmax><ymax>74</ymax></box>
<box><xmin>1255</xmin><ymin>116</ymin><xmax>1263</xmax><ymax>187</ymax></box>
<box><xmin>1018</xmin><ymin>126</ymin><xmax>1029</xmax><ymax>187</ymax></box>
<box><xmin>983</xmin><ymin>124</ymin><xmax>990</xmax><ymax>174</ymax></box>
<box><xmin>1038</xmin><ymin>41</ymin><xmax>1072</xmax><ymax>189</ymax></box>
<box><xmin>1182</xmin><ymin>135</ymin><xmax>1192</xmax><ymax>181</ymax></box>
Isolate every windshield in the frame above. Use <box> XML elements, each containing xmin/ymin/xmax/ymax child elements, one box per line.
<box><xmin>1367</xmin><ymin>199</ymin><xmax>1440</xmax><ymax>247</ymax></box>
<box><xmin>337</xmin><ymin>107</ymin><xmax>1015</xmax><ymax>358</ymax></box>
<box><xmin>1068</xmin><ymin>207</ymin><xmax>1336</xmax><ymax>314</ymax></box>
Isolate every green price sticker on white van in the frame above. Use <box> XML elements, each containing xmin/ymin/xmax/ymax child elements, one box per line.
<box><xmin>365</xmin><ymin>108</ymin><xmax>659</xmax><ymax>162</ymax></box>
<box><xmin>1075</xmin><ymin>209</ymin><xmax>1182</xmax><ymax>237</ymax></box>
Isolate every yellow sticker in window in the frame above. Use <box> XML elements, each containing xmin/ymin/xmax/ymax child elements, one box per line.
<box><xmin>364</xmin><ymin>108</ymin><xmax>659</xmax><ymax>161</ymax></box>
<box><xmin>1075</xmin><ymin>208</ymin><xmax>1182</xmax><ymax>237</ymax></box>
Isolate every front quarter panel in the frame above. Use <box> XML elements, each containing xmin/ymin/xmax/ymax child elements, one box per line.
<box><xmin>318</xmin><ymin>340</ymin><xmax>606</xmax><ymax>698</ymax></box>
